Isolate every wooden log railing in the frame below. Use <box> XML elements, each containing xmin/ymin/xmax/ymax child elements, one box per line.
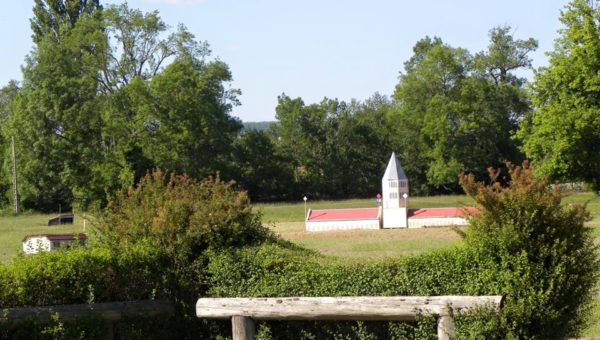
<box><xmin>1</xmin><ymin>300</ymin><xmax>175</xmax><ymax>334</ymax></box>
<box><xmin>196</xmin><ymin>296</ymin><xmax>503</xmax><ymax>340</ymax></box>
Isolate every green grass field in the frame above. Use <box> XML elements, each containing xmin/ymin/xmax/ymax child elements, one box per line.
<box><xmin>0</xmin><ymin>213</ymin><xmax>88</xmax><ymax>263</ymax></box>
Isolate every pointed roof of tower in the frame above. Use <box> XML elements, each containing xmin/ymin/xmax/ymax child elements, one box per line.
<box><xmin>383</xmin><ymin>152</ymin><xmax>407</xmax><ymax>180</ymax></box>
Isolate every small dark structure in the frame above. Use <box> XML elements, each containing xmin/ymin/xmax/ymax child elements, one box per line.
<box><xmin>48</xmin><ymin>213</ymin><xmax>74</xmax><ymax>226</ymax></box>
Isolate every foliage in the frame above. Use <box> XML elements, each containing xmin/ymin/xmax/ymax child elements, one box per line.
<box><xmin>5</xmin><ymin>6</ymin><xmax>107</xmax><ymax>212</ymax></box>
<box><xmin>392</xmin><ymin>29</ymin><xmax>534</xmax><ymax>194</ymax></box>
<box><xmin>30</xmin><ymin>0</ymin><xmax>102</xmax><ymax>44</ymax></box>
<box><xmin>97</xmin><ymin>169</ymin><xmax>271</xmax><ymax>253</ymax></box>
<box><xmin>0</xmin><ymin>243</ymin><xmax>209</xmax><ymax>339</ymax></box>
<box><xmin>459</xmin><ymin>162</ymin><xmax>600</xmax><ymax>339</ymax></box>
<box><xmin>274</xmin><ymin>93</ymin><xmax>394</xmax><ymax>199</ymax></box>
<box><xmin>519</xmin><ymin>0</ymin><xmax>600</xmax><ymax>191</ymax></box>
<box><xmin>232</xmin><ymin>130</ymin><xmax>295</xmax><ymax>201</ymax></box>
<box><xmin>0</xmin><ymin>244</ymin><xmax>165</xmax><ymax>308</ymax></box>
<box><xmin>2</xmin><ymin>2</ymin><xmax>243</xmax><ymax>212</ymax></box>
<box><xmin>95</xmin><ymin>169</ymin><xmax>273</xmax><ymax>314</ymax></box>
<box><xmin>474</xmin><ymin>25</ymin><xmax>538</xmax><ymax>85</ymax></box>
<box><xmin>207</xmin><ymin>243</ymin><xmax>498</xmax><ymax>339</ymax></box>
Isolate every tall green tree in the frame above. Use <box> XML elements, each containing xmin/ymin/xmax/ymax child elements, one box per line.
<box><xmin>99</xmin><ymin>3</ymin><xmax>241</xmax><ymax>192</ymax></box>
<box><xmin>6</xmin><ymin>6</ymin><xmax>107</xmax><ymax>211</ymax></box>
<box><xmin>475</xmin><ymin>26</ymin><xmax>538</xmax><ymax>85</ymax></box>
<box><xmin>275</xmin><ymin>94</ymin><xmax>336</xmax><ymax>196</ymax></box>
<box><xmin>392</xmin><ymin>30</ymin><xmax>535</xmax><ymax>193</ymax></box>
<box><xmin>0</xmin><ymin>81</ymin><xmax>19</xmax><ymax>206</ymax></box>
<box><xmin>99</xmin><ymin>3</ymin><xmax>211</xmax><ymax>93</ymax></box>
<box><xmin>519</xmin><ymin>0</ymin><xmax>600</xmax><ymax>190</ymax></box>
<box><xmin>143</xmin><ymin>59</ymin><xmax>242</xmax><ymax>178</ymax></box>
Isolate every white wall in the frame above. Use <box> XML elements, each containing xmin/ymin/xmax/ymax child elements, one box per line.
<box><xmin>383</xmin><ymin>208</ymin><xmax>407</xmax><ymax>228</ymax></box>
<box><xmin>306</xmin><ymin>219</ymin><xmax>380</xmax><ymax>232</ymax></box>
<box><xmin>407</xmin><ymin>217</ymin><xmax>468</xmax><ymax>228</ymax></box>
<box><xmin>22</xmin><ymin>237</ymin><xmax>51</xmax><ymax>254</ymax></box>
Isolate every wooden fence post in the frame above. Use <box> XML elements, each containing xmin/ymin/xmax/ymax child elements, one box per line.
<box><xmin>437</xmin><ymin>307</ymin><xmax>455</xmax><ymax>340</ymax></box>
<box><xmin>231</xmin><ymin>316</ymin><xmax>255</xmax><ymax>340</ymax></box>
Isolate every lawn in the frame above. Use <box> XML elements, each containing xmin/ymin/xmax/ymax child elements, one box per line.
<box><xmin>0</xmin><ymin>213</ymin><xmax>88</xmax><ymax>263</ymax></box>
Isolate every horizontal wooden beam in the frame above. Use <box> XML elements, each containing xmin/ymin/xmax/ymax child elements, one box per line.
<box><xmin>2</xmin><ymin>300</ymin><xmax>174</xmax><ymax>327</ymax></box>
<box><xmin>196</xmin><ymin>296</ymin><xmax>503</xmax><ymax>321</ymax></box>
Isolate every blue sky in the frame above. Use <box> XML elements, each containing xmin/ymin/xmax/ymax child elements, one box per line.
<box><xmin>0</xmin><ymin>1</ymin><xmax>569</xmax><ymax>122</ymax></box>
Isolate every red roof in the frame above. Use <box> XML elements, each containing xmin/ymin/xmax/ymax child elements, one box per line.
<box><xmin>408</xmin><ymin>207</ymin><xmax>478</xmax><ymax>219</ymax></box>
<box><xmin>307</xmin><ymin>208</ymin><xmax>380</xmax><ymax>222</ymax></box>
<box><xmin>22</xmin><ymin>233</ymin><xmax>87</xmax><ymax>242</ymax></box>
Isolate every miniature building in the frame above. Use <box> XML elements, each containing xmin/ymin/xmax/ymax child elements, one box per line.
<box><xmin>305</xmin><ymin>153</ymin><xmax>473</xmax><ymax>231</ymax></box>
<box><xmin>305</xmin><ymin>207</ymin><xmax>381</xmax><ymax>232</ymax></box>
<box><xmin>22</xmin><ymin>233</ymin><xmax>87</xmax><ymax>254</ymax></box>
<box><xmin>382</xmin><ymin>152</ymin><xmax>409</xmax><ymax>228</ymax></box>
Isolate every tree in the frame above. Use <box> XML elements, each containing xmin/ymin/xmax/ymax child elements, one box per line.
<box><xmin>0</xmin><ymin>81</ymin><xmax>19</xmax><ymax>207</ymax></box>
<box><xmin>98</xmin><ymin>3</ymin><xmax>241</xmax><ymax>194</ymax></box>
<box><xmin>275</xmin><ymin>94</ymin><xmax>392</xmax><ymax>199</ymax></box>
<box><xmin>6</xmin><ymin>2</ymin><xmax>243</xmax><ymax>211</ymax></box>
<box><xmin>475</xmin><ymin>26</ymin><xmax>538</xmax><ymax>85</ymax></box>
<box><xmin>392</xmin><ymin>32</ymin><xmax>534</xmax><ymax>193</ymax></box>
<box><xmin>6</xmin><ymin>7</ymin><xmax>107</xmax><ymax>211</ymax></box>
<box><xmin>141</xmin><ymin>59</ymin><xmax>242</xmax><ymax>179</ymax></box>
<box><xmin>519</xmin><ymin>0</ymin><xmax>600</xmax><ymax>190</ymax></box>
<box><xmin>232</xmin><ymin>130</ymin><xmax>295</xmax><ymax>201</ymax></box>
<box><xmin>99</xmin><ymin>3</ymin><xmax>211</xmax><ymax>94</ymax></box>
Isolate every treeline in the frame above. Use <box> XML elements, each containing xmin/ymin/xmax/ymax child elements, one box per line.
<box><xmin>1</xmin><ymin>0</ymin><xmax>599</xmax><ymax>211</ymax></box>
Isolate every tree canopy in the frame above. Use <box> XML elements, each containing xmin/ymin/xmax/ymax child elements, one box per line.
<box><xmin>519</xmin><ymin>0</ymin><xmax>600</xmax><ymax>190</ymax></box>
<box><xmin>392</xmin><ymin>30</ymin><xmax>535</xmax><ymax>194</ymax></box>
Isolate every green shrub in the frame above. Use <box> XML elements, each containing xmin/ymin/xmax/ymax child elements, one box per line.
<box><xmin>96</xmin><ymin>169</ymin><xmax>273</xmax><ymax>253</ymax></box>
<box><xmin>206</xmin><ymin>243</ymin><xmax>498</xmax><ymax>339</ymax></box>
<box><xmin>459</xmin><ymin>162</ymin><xmax>599</xmax><ymax>339</ymax></box>
<box><xmin>2</xmin><ymin>163</ymin><xmax>596</xmax><ymax>339</ymax></box>
<box><xmin>0</xmin><ymin>243</ymin><xmax>165</xmax><ymax>308</ymax></box>
<box><xmin>94</xmin><ymin>169</ymin><xmax>275</xmax><ymax>302</ymax></box>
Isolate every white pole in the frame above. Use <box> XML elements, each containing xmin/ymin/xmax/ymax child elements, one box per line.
<box><xmin>303</xmin><ymin>196</ymin><xmax>308</xmax><ymax>220</ymax></box>
<box><xmin>11</xmin><ymin>136</ymin><xmax>18</xmax><ymax>214</ymax></box>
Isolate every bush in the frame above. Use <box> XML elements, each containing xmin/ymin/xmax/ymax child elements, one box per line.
<box><xmin>2</xmin><ymin>164</ymin><xmax>596</xmax><ymax>339</ymax></box>
<box><xmin>206</xmin><ymin>243</ymin><xmax>499</xmax><ymax>339</ymax></box>
<box><xmin>94</xmin><ymin>169</ymin><xmax>275</xmax><ymax>301</ymax></box>
<box><xmin>459</xmin><ymin>162</ymin><xmax>599</xmax><ymax>339</ymax></box>
<box><xmin>96</xmin><ymin>169</ymin><xmax>273</xmax><ymax>253</ymax></box>
<box><xmin>0</xmin><ymin>243</ymin><xmax>165</xmax><ymax>308</ymax></box>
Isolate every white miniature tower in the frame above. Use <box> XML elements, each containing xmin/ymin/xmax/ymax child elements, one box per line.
<box><xmin>382</xmin><ymin>152</ymin><xmax>409</xmax><ymax>228</ymax></box>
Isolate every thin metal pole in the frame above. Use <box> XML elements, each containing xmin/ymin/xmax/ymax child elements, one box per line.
<box><xmin>11</xmin><ymin>136</ymin><xmax>18</xmax><ymax>214</ymax></box>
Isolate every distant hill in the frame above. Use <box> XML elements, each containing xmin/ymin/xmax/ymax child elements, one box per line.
<box><xmin>242</xmin><ymin>121</ymin><xmax>278</xmax><ymax>132</ymax></box>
